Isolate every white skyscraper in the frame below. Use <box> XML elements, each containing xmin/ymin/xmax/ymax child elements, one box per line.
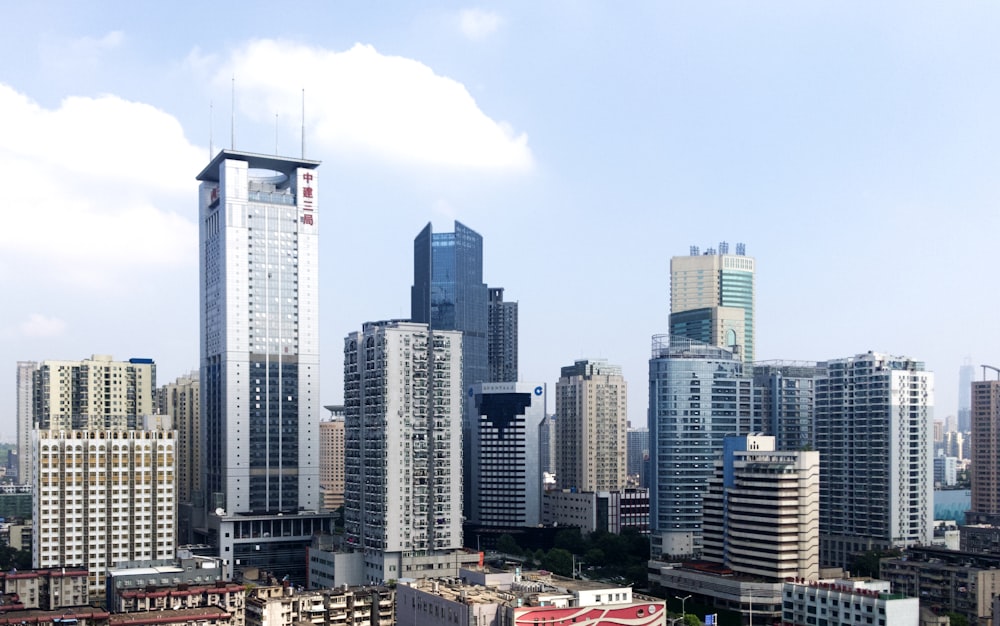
<box><xmin>197</xmin><ymin>150</ymin><xmax>331</xmax><ymax>582</ymax></box>
<box><xmin>344</xmin><ymin>321</ymin><xmax>476</xmax><ymax>583</ymax></box>
<box><xmin>815</xmin><ymin>352</ymin><xmax>934</xmax><ymax>568</ymax></box>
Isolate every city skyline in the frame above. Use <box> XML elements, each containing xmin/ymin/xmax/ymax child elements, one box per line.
<box><xmin>4</xmin><ymin>3</ymin><xmax>1000</xmax><ymax>436</ymax></box>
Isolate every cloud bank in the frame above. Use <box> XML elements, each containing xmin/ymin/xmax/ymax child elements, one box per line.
<box><xmin>217</xmin><ymin>40</ymin><xmax>532</xmax><ymax>172</ymax></box>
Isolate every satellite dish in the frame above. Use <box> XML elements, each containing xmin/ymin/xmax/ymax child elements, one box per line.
<box><xmin>215</xmin><ymin>508</ymin><xmax>225</xmax><ymax>516</ymax></box>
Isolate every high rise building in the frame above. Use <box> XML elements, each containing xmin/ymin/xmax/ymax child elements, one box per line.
<box><xmin>34</xmin><ymin>421</ymin><xmax>176</xmax><ymax>600</ymax></box>
<box><xmin>319</xmin><ymin>410</ymin><xmax>345</xmax><ymax>512</ymax></box>
<box><xmin>701</xmin><ymin>435</ymin><xmax>820</xmax><ymax>581</ymax></box>
<box><xmin>344</xmin><ymin>321</ymin><xmax>476</xmax><ymax>582</ymax></box>
<box><xmin>969</xmin><ymin>375</ymin><xmax>1000</xmax><ymax>524</ymax></box>
<box><xmin>32</xmin><ymin>355</ymin><xmax>157</xmax><ymax>430</ymax></box>
<box><xmin>647</xmin><ymin>337</ymin><xmax>753</xmax><ymax>560</ymax></box>
<box><xmin>487</xmin><ymin>287</ymin><xmax>518</xmax><ymax>383</ymax></box>
<box><xmin>197</xmin><ymin>150</ymin><xmax>331</xmax><ymax>581</ymax></box>
<box><xmin>466</xmin><ymin>382</ymin><xmax>546</xmax><ymax>528</ymax></box>
<box><xmin>959</xmin><ymin>359</ymin><xmax>974</xmax><ymax>432</ymax></box>
<box><xmin>16</xmin><ymin>361</ymin><xmax>36</xmax><ymax>484</ymax></box>
<box><xmin>814</xmin><ymin>352</ymin><xmax>934</xmax><ymax>569</ymax></box>
<box><xmin>539</xmin><ymin>414</ymin><xmax>555</xmax><ymax>482</ymax></box>
<box><xmin>411</xmin><ymin>221</ymin><xmax>489</xmax><ymax>518</ymax></box>
<box><xmin>555</xmin><ymin>359</ymin><xmax>627</xmax><ymax>492</ymax></box>
<box><xmin>669</xmin><ymin>242</ymin><xmax>755</xmax><ymax>362</ymax></box>
<box><xmin>626</xmin><ymin>427</ymin><xmax>649</xmax><ymax>486</ymax></box>
<box><xmin>752</xmin><ymin>362</ymin><xmax>823</xmax><ymax>451</ymax></box>
<box><xmin>158</xmin><ymin>371</ymin><xmax>200</xmax><ymax>543</ymax></box>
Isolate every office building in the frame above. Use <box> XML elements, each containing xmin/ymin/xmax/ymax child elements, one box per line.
<box><xmin>814</xmin><ymin>352</ymin><xmax>934</xmax><ymax>569</ymax></box>
<box><xmin>411</xmin><ymin>220</ymin><xmax>489</xmax><ymax>520</ymax></box>
<box><xmin>197</xmin><ymin>150</ymin><xmax>332</xmax><ymax>581</ymax></box>
<box><xmin>487</xmin><ymin>287</ymin><xmax>518</xmax><ymax>383</ymax></box>
<box><xmin>34</xmin><ymin>422</ymin><xmax>177</xmax><ymax>600</ymax></box>
<box><xmin>753</xmin><ymin>361</ymin><xmax>822</xmax><ymax>451</ymax></box>
<box><xmin>648</xmin><ymin>336</ymin><xmax>752</xmax><ymax>560</ymax></box>
<box><xmin>344</xmin><ymin>321</ymin><xmax>477</xmax><ymax>583</ymax></box>
<box><xmin>701</xmin><ymin>435</ymin><xmax>820</xmax><ymax>581</ymax></box>
<box><xmin>32</xmin><ymin>355</ymin><xmax>157</xmax><ymax>430</ymax></box>
<box><xmin>626</xmin><ymin>427</ymin><xmax>649</xmax><ymax>486</ymax></box>
<box><xmin>781</xmin><ymin>579</ymin><xmax>918</xmax><ymax>626</ymax></box>
<box><xmin>246</xmin><ymin>583</ymin><xmax>394</xmax><ymax>626</ymax></box>
<box><xmin>319</xmin><ymin>415</ymin><xmax>345</xmax><ymax>513</ymax></box>
<box><xmin>466</xmin><ymin>382</ymin><xmax>545</xmax><ymax>528</ymax></box>
<box><xmin>16</xmin><ymin>361</ymin><xmax>36</xmax><ymax>484</ymax></box>
<box><xmin>555</xmin><ymin>359</ymin><xmax>627</xmax><ymax>492</ymax></box>
<box><xmin>669</xmin><ymin>242</ymin><xmax>755</xmax><ymax>362</ymax></box>
<box><xmin>539</xmin><ymin>414</ymin><xmax>555</xmax><ymax>482</ymax></box>
<box><xmin>542</xmin><ymin>488</ymin><xmax>650</xmax><ymax>535</ymax></box>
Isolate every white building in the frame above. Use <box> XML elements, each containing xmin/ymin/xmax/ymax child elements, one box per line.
<box><xmin>815</xmin><ymin>352</ymin><xmax>934</xmax><ymax>569</ymax></box>
<box><xmin>555</xmin><ymin>359</ymin><xmax>628</xmax><ymax>492</ymax></box>
<box><xmin>781</xmin><ymin>579</ymin><xmax>919</xmax><ymax>626</ymax></box>
<box><xmin>702</xmin><ymin>435</ymin><xmax>820</xmax><ymax>581</ymax></box>
<box><xmin>16</xmin><ymin>361</ymin><xmax>36</xmax><ymax>485</ymax></box>
<box><xmin>197</xmin><ymin>150</ymin><xmax>332</xmax><ymax>582</ymax></box>
<box><xmin>344</xmin><ymin>321</ymin><xmax>476</xmax><ymax>583</ymax></box>
<box><xmin>34</xmin><ymin>425</ymin><xmax>177</xmax><ymax>599</ymax></box>
<box><xmin>467</xmin><ymin>382</ymin><xmax>546</xmax><ymax>528</ymax></box>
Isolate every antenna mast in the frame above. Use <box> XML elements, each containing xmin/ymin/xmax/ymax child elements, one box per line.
<box><xmin>275</xmin><ymin>113</ymin><xmax>279</xmax><ymax>155</ymax></box>
<box><xmin>209</xmin><ymin>100</ymin><xmax>214</xmax><ymax>159</ymax></box>
<box><xmin>230</xmin><ymin>76</ymin><xmax>235</xmax><ymax>149</ymax></box>
<box><xmin>301</xmin><ymin>88</ymin><xmax>306</xmax><ymax>158</ymax></box>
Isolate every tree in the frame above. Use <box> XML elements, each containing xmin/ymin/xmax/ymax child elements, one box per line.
<box><xmin>850</xmin><ymin>548</ymin><xmax>901</xmax><ymax>578</ymax></box>
<box><xmin>946</xmin><ymin>613</ymin><xmax>968</xmax><ymax>626</ymax></box>
<box><xmin>497</xmin><ymin>534</ymin><xmax>521</xmax><ymax>556</ymax></box>
<box><xmin>684</xmin><ymin>614</ymin><xmax>701</xmax><ymax>626</ymax></box>
<box><xmin>554</xmin><ymin>528</ymin><xmax>585</xmax><ymax>555</ymax></box>
<box><xmin>542</xmin><ymin>548</ymin><xmax>574</xmax><ymax>577</ymax></box>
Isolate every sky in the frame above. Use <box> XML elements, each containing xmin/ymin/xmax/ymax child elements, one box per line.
<box><xmin>2</xmin><ymin>2</ymin><xmax>998</xmax><ymax>441</ymax></box>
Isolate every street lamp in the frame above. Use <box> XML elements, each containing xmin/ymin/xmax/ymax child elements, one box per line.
<box><xmin>675</xmin><ymin>595</ymin><xmax>691</xmax><ymax>619</ymax></box>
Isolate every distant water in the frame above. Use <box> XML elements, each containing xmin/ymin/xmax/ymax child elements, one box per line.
<box><xmin>934</xmin><ymin>489</ymin><xmax>970</xmax><ymax>524</ymax></box>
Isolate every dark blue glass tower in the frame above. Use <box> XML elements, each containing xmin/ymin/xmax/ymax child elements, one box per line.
<box><xmin>412</xmin><ymin>221</ymin><xmax>489</xmax><ymax>518</ymax></box>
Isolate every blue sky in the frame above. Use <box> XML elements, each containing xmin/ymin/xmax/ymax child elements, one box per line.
<box><xmin>2</xmin><ymin>2</ymin><xmax>998</xmax><ymax>440</ymax></box>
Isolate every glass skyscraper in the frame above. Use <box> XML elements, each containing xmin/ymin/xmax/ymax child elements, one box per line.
<box><xmin>411</xmin><ymin>220</ymin><xmax>489</xmax><ymax>518</ymax></box>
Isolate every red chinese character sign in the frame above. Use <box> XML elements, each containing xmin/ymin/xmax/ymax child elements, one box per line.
<box><xmin>297</xmin><ymin>169</ymin><xmax>317</xmax><ymax>227</ymax></box>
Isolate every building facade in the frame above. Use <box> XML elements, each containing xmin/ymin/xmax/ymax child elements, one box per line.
<box><xmin>542</xmin><ymin>489</ymin><xmax>650</xmax><ymax>535</ymax></box>
<box><xmin>781</xmin><ymin>579</ymin><xmax>918</xmax><ymax>626</ymax></box>
<box><xmin>344</xmin><ymin>321</ymin><xmax>474</xmax><ymax>582</ymax></box>
<box><xmin>16</xmin><ymin>361</ymin><xmax>36</xmax><ymax>485</ymax></box>
<box><xmin>814</xmin><ymin>352</ymin><xmax>934</xmax><ymax>569</ymax></box>
<box><xmin>701</xmin><ymin>435</ymin><xmax>820</xmax><ymax>581</ymax></box>
<box><xmin>319</xmin><ymin>416</ymin><xmax>345</xmax><ymax>512</ymax></box>
<box><xmin>626</xmin><ymin>427</ymin><xmax>649</xmax><ymax>487</ymax></box>
<box><xmin>969</xmin><ymin>378</ymin><xmax>1000</xmax><ymax>523</ymax></box>
<box><xmin>34</xmin><ymin>426</ymin><xmax>177</xmax><ymax>599</ymax></box>
<box><xmin>32</xmin><ymin>355</ymin><xmax>157</xmax><ymax>430</ymax></box>
<box><xmin>197</xmin><ymin>150</ymin><xmax>331</xmax><ymax>581</ymax></box>
<box><xmin>466</xmin><ymin>382</ymin><xmax>546</xmax><ymax>528</ymax></box>
<box><xmin>648</xmin><ymin>337</ymin><xmax>752</xmax><ymax>560</ymax></box>
<box><xmin>555</xmin><ymin>360</ymin><xmax>628</xmax><ymax>492</ymax></box>
<box><xmin>669</xmin><ymin>243</ymin><xmax>755</xmax><ymax>362</ymax></box>
<box><xmin>752</xmin><ymin>361</ymin><xmax>822</xmax><ymax>451</ymax></box>
<box><xmin>487</xmin><ymin>287</ymin><xmax>519</xmax><ymax>383</ymax></box>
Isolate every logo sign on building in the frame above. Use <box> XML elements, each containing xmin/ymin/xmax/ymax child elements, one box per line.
<box><xmin>298</xmin><ymin>170</ymin><xmax>317</xmax><ymax>226</ymax></box>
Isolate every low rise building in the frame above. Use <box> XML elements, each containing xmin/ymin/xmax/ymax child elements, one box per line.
<box><xmin>542</xmin><ymin>489</ymin><xmax>649</xmax><ymax>535</ymax></box>
<box><xmin>397</xmin><ymin>568</ymin><xmax>665</xmax><ymax>626</ymax></box>
<box><xmin>880</xmin><ymin>547</ymin><xmax>1000</xmax><ymax>626</ymax></box>
<box><xmin>781</xmin><ymin>578</ymin><xmax>918</xmax><ymax>626</ymax></box>
<box><xmin>245</xmin><ymin>583</ymin><xmax>394</xmax><ymax>626</ymax></box>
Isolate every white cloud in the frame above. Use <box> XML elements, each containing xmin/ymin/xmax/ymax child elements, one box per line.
<box><xmin>0</xmin><ymin>83</ymin><xmax>203</xmax><ymax>289</ymax></box>
<box><xmin>218</xmin><ymin>40</ymin><xmax>532</xmax><ymax>172</ymax></box>
<box><xmin>40</xmin><ymin>31</ymin><xmax>125</xmax><ymax>72</ymax></box>
<box><xmin>19</xmin><ymin>314</ymin><xmax>67</xmax><ymax>338</ymax></box>
<box><xmin>457</xmin><ymin>9</ymin><xmax>504</xmax><ymax>41</ymax></box>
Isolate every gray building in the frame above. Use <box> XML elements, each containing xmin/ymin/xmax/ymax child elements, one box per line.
<box><xmin>753</xmin><ymin>361</ymin><xmax>823</xmax><ymax>451</ymax></box>
<box><xmin>487</xmin><ymin>287</ymin><xmax>518</xmax><ymax>383</ymax></box>
<box><xmin>648</xmin><ymin>336</ymin><xmax>752</xmax><ymax>560</ymax></box>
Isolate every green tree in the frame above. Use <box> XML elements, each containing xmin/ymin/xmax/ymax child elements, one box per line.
<box><xmin>946</xmin><ymin>613</ymin><xmax>969</xmax><ymax>626</ymax></box>
<box><xmin>850</xmin><ymin>548</ymin><xmax>901</xmax><ymax>578</ymax></box>
<box><xmin>584</xmin><ymin>547</ymin><xmax>605</xmax><ymax>567</ymax></box>
<box><xmin>554</xmin><ymin>528</ymin><xmax>585</xmax><ymax>555</ymax></box>
<box><xmin>684</xmin><ymin>614</ymin><xmax>701</xmax><ymax>626</ymax></box>
<box><xmin>496</xmin><ymin>534</ymin><xmax>521</xmax><ymax>555</ymax></box>
<box><xmin>542</xmin><ymin>548</ymin><xmax>574</xmax><ymax>577</ymax></box>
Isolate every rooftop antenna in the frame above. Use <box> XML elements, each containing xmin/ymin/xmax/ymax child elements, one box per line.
<box><xmin>230</xmin><ymin>75</ymin><xmax>235</xmax><ymax>150</ymax></box>
<box><xmin>301</xmin><ymin>88</ymin><xmax>306</xmax><ymax>159</ymax></box>
<box><xmin>275</xmin><ymin>113</ymin><xmax>279</xmax><ymax>155</ymax></box>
